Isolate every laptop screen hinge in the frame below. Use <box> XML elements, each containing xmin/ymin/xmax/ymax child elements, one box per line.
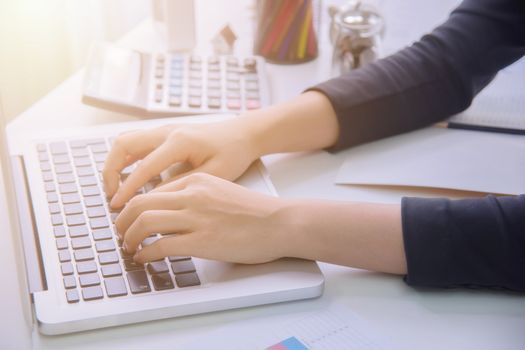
<box><xmin>11</xmin><ymin>156</ymin><xmax>48</xmax><ymax>293</ymax></box>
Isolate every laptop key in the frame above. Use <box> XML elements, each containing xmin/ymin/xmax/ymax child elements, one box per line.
<box><xmin>76</xmin><ymin>166</ymin><xmax>94</xmax><ymax>177</ymax></box>
<box><xmin>84</xmin><ymin>195</ymin><xmax>103</xmax><ymax>207</ymax></box>
<box><xmin>71</xmin><ymin>236</ymin><xmax>91</xmax><ymax>250</ymax></box>
<box><xmin>47</xmin><ymin>192</ymin><xmax>58</xmax><ymax>203</ymax></box>
<box><xmin>51</xmin><ymin>213</ymin><xmax>63</xmax><ymax>225</ymax></box>
<box><xmin>87</xmin><ymin>206</ymin><xmax>105</xmax><ymax>218</ymax></box>
<box><xmin>147</xmin><ymin>260</ymin><xmax>169</xmax><ymax>274</ymax></box>
<box><xmin>151</xmin><ymin>273</ymin><xmax>175</xmax><ymax>291</ymax></box>
<box><xmin>42</xmin><ymin>171</ymin><xmax>53</xmax><ymax>182</ymax></box>
<box><xmin>56</xmin><ymin>237</ymin><xmax>68</xmax><ymax>250</ymax></box>
<box><xmin>63</xmin><ymin>275</ymin><xmax>76</xmax><ymax>289</ymax></box>
<box><xmin>59</xmin><ymin>183</ymin><xmax>77</xmax><ymax>194</ymax></box>
<box><xmin>69</xmin><ymin>225</ymin><xmax>88</xmax><ymax>238</ymax></box>
<box><xmin>69</xmin><ymin>140</ymin><xmax>88</xmax><ymax>149</ymax></box>
<box><xmin>79</xmin><ymin>273</ymin><xmax>101</xmax><ymax>287</ymax></box>
<box><xmin>93</xmin><ymin>153</ymin><xmax>106</xmax><ymax>162</ymax></box>
<box><xmin>175</xmin><ymin>272</ymin><xmax>201</xmax><ymax>288</ymax></box>
<box><xmin>66</xmin><ymin>214</ymin><xmax>85</xmax><ymax>226</ymax></box>
<box><xmin>64</xmin><ymin>203</ymin><xmax>83</xmax><ymax>215</ymax></box>
<box><xmin>49</xmin><ymin>203</ymin><xmax>60</xmax><ymax>214</ymax></box>
<box><xmin>44</xmin><ymin>182</ymin><xmax>55</xmax><ymax>192</ymax></box>
<box><xmin>66</xmin><ymin>289</ymin><xmax>80</xmax><ymax>303</ymax></box>
<box><xmin>79</xmin><ymin>176</ymin><xmax>97</xmax><ymax>187</ymax></box>
<box><xmin>127</xmin><ymin>271</ymin><xmax>151</xmax><ymax>294</ymax></box>
<box><xmin>52</xmin><ymin>154</ymin><xmax>70</xmax><ymax>165</ymax></box>
<box><xmin>57</xmin><ymin>173</ymin><xmax>75</xmax><ymax>184</ymax></box>
<box><xmin>58</xmin><ymin>250</ymin><xmax>71</xmax><ymax>262</ymax></box>
<box><xmin>74</xmin><ymin>248</ymin><xmax>94</xmax><ymax>261</ymax></box>
<box><xmin>61</xmin><ymin>262</ymin><xmax>74</xmax><ymax>275</ymax></box>
<box><xmin>90</xmin><ymin>217</ymin><xmax>109</xmax><ymax>229</ymax></box>
<box><xmin>168</xmin><ymin>255</ymin><xmax>191</xmax><ymax>262</ymax></box>
<box><xmin>101</xmin><ymin>263</ymin><xmax>122</xmax><ymax>277</ymax></box>
<box><xmin>98</xmin><ymin>251</ymin><xmax>119</xmax><ymax>265</ymax></box>
<box><xmin>81</xmin><ymin>286</ymin><xmax>104</xmax><ymax>301</ymax></box>
<box><xmin>92</xmin><ymin>228</ymin><xmax>112</xmax><ymax>240</ymax></box>
<box><xmin>36</xmin><ymin>143</ymin><xmax>47</xmax><ymax>152</ymax></box>
<box><xmin>171</xmin><ymin>260</ymin><xmax>196</xmax><ymax>274</ymax></box>
<box><xmin>91</xmin><ymin>143</ymin><xmax>107</xmax><ymax>153</ymax></box>
<box><xmin>74</xmin><ymin>157</ymin><xmax>91</xmax><ymax>167</ymax></box>
<box><xmin>53</xmin><ymin>225</ymin><xmax>66</xmax><ymax>238</ymax></box>
<box><xmin>95</xmin><ymin>239</ymin><xmax>116</xmax><ymax>252</ymax></box>
<box><xmin>55</xmin><ymin>164</ymin><xmax>73</xmax><ymax>174</ymax></box>
<box><xmin>123</xmin><ymin>259</ymin><xmax>144</xmax><ymax>271</ymax></box>
<box><xmin>40</xmin><ymin>162</ymin><xmax>51</xmax><ymax>171</ymax></box>
<box><xmin>104</xmin><ymin>276</ymin><xmax>128</xmax><ymax>297</ymax></box>
<box><xmin>50</xmin><ymin>142</ymin><xmax>68</xmax><ymax>155</ymax></box>
<box><xmin>76</xmin><ymin>261</ymin><xmax>97</xmax><ymax>274</ymax></box>
<box><xmin>62</xmin><ymin>193</ymin><xmax>81</xmax><ymax>204</ymax></box>
<box><xmin>71</xmin><ymin>148</ymin><xmax>89</xmax><ymax>157</ymax></box>
<box><xmin>82</xmin><ymin>185</ymin><xmax>100</xmax><ymax>197</ymax></box>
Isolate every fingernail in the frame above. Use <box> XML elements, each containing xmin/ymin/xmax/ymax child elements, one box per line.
<box><xmin>122</xmin><ymin>242</ymin><xmax>128</xmax><ymax>252</ymax></box>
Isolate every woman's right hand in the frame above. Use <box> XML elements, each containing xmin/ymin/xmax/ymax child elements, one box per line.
<box><xmin>103</xmin><ymin>117</ymin><xmax>260</xmax><ymax>209</ymax></box>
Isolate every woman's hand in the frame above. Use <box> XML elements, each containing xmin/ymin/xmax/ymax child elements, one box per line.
<box><xmin>104</xmin><ymin>118</ymin><xmax>260</xmax><ymax>208</ymax></box>
<box><xmin>115</xmin><ymin>173</ymin><xmax>292</xmax><ymax>264</ymax></box>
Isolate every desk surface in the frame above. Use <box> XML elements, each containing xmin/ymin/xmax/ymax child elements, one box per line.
<box><xmin>2</xmin><ymin>1</ymin><xmax>524</xmax><ymax>349</ymax></box>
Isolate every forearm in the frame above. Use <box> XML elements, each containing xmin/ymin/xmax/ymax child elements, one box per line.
<box><xmin>278</xmin><ymin>199</ymin><xmax>407</xmax><ymax>274</ymax></box>
<box><xmin>238</xmin><ymin>91</ymin><xmax>339</xmax><ymax>156</ymax></box>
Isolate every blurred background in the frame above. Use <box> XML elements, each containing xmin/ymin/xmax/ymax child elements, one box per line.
<box><xmin>0</xmin><ymin>0</ymin><xmax>149</xmax><ymax>122</ymax></box>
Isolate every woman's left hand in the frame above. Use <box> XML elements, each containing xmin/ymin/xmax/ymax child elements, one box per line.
<box><xmin>115</xmin><ymin>172</ymin><xmax>292</xmax><ymax>264</ymax></box>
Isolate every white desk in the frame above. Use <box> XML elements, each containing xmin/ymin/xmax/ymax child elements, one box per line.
<box><xmin>2</xmin><ymin>1</ymin><xmax>524</xmax><ymax>349</ymax></box>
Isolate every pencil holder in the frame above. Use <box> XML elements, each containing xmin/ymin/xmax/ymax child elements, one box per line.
<box><xmin>254</xmin><ymin>0</ymin><xmax>321</xmax><ymax>64</ymax></box>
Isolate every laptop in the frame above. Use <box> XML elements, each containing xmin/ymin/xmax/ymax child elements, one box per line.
<box><xmin>0</xmin><ymin>99</ymin><xmax>324</xmax><ymax>335</ymax></box>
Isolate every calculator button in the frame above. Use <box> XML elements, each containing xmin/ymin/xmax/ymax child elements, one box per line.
<box><xmin>127</xmin><ymin>271</ymin><xmax>151</xmax><ymax>294</ymax></box>
<box><xmin>152</xmin><ymin>273</ymin><xmax>174</xmax><ymax>290</ymax></box>
<box><xmin>208</xmin><ymin>89</ymin><xmax>222</xmax><ymax>98</ymax></box>
<box><xmin>207</xmin><ymin>80</ymin><xmax>221</xmax><ymax>89</ymax></box>
<box><xmin>169</xmin><ymin>96</ymin><xmax>182</xmax><ymax>107</ymax></box>
<box><xmin>56</xmin><ymin>235</ymin><xmax>68</xmax><ymax>249</ymax></box>
<box><xmin>190</xmin><ymin>55</ymin><xmax>202</xmax><ymax>63</ymax></box>
<box><xmin>169</xmin><ymin>87</ymin><xmax>183</xmax><ymax>96</ymax></box>
<box><xmin>154</xmin><ymin>89</ymin><xmax>163</xmax><ymax>103</ymax></box>
<box><xmin>227</xmin><ymin>81</ymin><xmax>240</xmax><ymax>91</ymax></box>
<box><xmin>246</xmin><ymin>91</ymin><xmax>260</xmax><ymax>99</ymax></box>
<box><xmin>226</xmin><ymin>56</ymin><xmax>238</xmax><ymax>66</ymax></box>
<box><xmin>246</xmin><ymin>99</ymin><xmax>261</xmax><ymax>110</ymax></box>
<box><xmin>208</xmin><ymin>71</ymin><xmax>221</xmax><ymax>80</ymax></box>
<box><xmin>208</xmin><ymin>63</ymin><xmax>220</xmax><ymax>72</ymax></box>
<box><xmin>226</xmin><ymin>72</ymin><xmax>240</xmax><ymax>81</ymax></box>
<box><xmin>190</xmin><ymin>63</ymin><xmax>201</xmax><ymax>71</ymax></box>
<box><xmin>227</xmin><ymin>91</ymin><xmax>241</xmax><ymax>99</ymax></box>
<box><xmin>189</xmin><ymin>80</ymin><xmax>202</xmax><ymax>88</ymax></box>
<box><xmin>189</xmin><ymin>89</ymin><xmax>201</xmax><ymax>97</ymax></box>
<box><xmin>188</xmin><ymin>97</ymin><xmax>202</xmax><ymax>107</ymax></box>
<box><xmin>189</xmin><ymin>71</ymin><xmax>202</xmax><ymax>80</ymax></box>
<box><xmin>208</xmin><ymin>98</ymin><xmax>221</xmax><ymax>109</ymax></box>
<box><xmin>208</xmin><ymin>56</ymin><xmax>219</xmax><ymax>64</ymax></box>
<box><xmin>246</xmin><ymin>81</ymin><xmax>259</xmax><ymax>91</ymax></box>
<box><xmin>227</xmin><ymin>99</ymin><xmax>241</xmax><ymax>110</ymax></box>
<box><xmin>155</xmin><ymin>68</ymin><xmax>164</xmax><ymax>78</ymax></box>
<box><xmin>244</xmin><ymin>58</ymin><xmax>257</xmax><ymax>72</ymax></box>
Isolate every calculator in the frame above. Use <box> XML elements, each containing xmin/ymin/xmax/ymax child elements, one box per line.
<box><xmin>82</xmin><ymin>43</ymin><xmax>271</xmax><ymax>117</ymax></box>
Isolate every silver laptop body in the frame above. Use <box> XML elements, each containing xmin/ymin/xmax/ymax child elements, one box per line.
<box><xmin>0</xmin><ymin>109</ymin><xmax>324</xmax><ymax>335</ymax></box>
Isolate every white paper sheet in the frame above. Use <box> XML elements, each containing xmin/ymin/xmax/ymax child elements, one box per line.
<box><xmin>179</xmin><ymin>303</ymin><xmax>397</xmax><ymax>350</ymax></box>
<box><xmin>335</xmin><ymin>127</ymin><xmax>525</xmax><ymax>195</ymax></box>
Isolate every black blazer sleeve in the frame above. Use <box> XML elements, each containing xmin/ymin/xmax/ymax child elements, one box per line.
<box><xmin>308</xmin><ymin>0</ymin><xmax>525</xmax><ymax>291</ymax></box>
<box><xmin>308</xmin><ymin>0</ymin><xmax>525</xmax><ymax>151</ymax></box>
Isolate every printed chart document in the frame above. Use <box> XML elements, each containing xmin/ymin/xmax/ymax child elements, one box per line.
<box><xmin>180</xmin><ymin>303</ymin><xmax>397</xmax><ymax>349</ymax></box>
<box><xmin>335</xmin><ymin>127</ymin><xmax>525</xmax><ymax>195</ymax></box>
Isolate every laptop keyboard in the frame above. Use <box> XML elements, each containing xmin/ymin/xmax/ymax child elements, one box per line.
<box><xmin>36</xmin><ymin>138</ymin><xmax>201</xmax><ymax>303</ymax></box>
